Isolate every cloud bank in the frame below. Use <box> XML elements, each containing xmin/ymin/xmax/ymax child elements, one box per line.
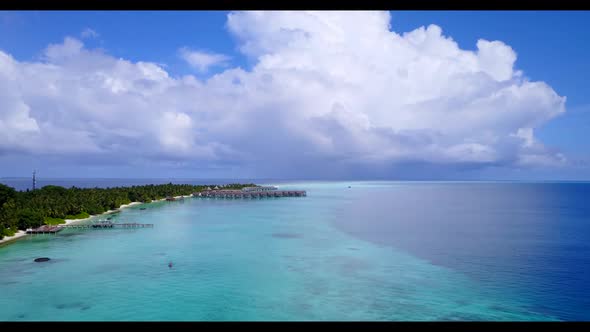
<box><xmin>179</xmin><ymin>48</ymin><xmax>231</xmax><ymax>73</ymax></box>
<box><xmin>0</xmin><ymin>11</ymin><xmax>567</xmax><ymax>178</ymax></box>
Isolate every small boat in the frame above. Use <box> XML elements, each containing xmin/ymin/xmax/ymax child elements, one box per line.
<box><xmin>140</xmin><ymin>208</ymin><xmax>147</xmax><ymax>210</ymax></box>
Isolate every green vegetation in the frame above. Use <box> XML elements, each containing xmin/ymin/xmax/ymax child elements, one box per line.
<box><xmin>0</xmin><ymin>182</ymin><xmax>256</xmax><ymax>234</ymax></box>
<box><xmin>1</xmin><ymin>226</ymin><xmax>16</xmax><ymax>238</ymax></box>
<box><xmin>44</xmin><ymin>217</ymin><xmax>66</xmax><ymax>225</ymax></box>
<box><xmin>17</xmin><ymin>209</ymin><xmax>44</xmax><ymax>229</ymax></box>
<box><xmin>65</xmin><ymin>212</ymin><xmax>90</xmax><ymax>220</ymax></box>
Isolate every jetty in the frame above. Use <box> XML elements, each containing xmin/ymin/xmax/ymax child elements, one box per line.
<box><xmin>26</xmin><ymin>225</ymin><xmax>64</xmax><ymax>234</ymax></box>
<box><xmin>65</xmin><ymin>222</ymin><xmax>154</xmax><ymax>229</ymax></box>
<box><xmin>195</xmin><ymin>186</ymin><xmax>306</xmax><ymax>199</ymax></box>
<box><xmin>26</xmin><ymin>222</ymin><xmax>154</xmax><ymax>233</ymax></box>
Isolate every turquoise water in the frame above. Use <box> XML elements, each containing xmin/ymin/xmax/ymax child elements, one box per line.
<box><xmin>1</xmin><ymin>181</ymin><xmax>585</xmax><ymax>321</ymax></box>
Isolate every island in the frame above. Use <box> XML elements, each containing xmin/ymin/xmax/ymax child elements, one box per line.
<box><xmin>0</xmin><ymin>182</ymin><xmax>256</xmax><ymax>243</ymax></box>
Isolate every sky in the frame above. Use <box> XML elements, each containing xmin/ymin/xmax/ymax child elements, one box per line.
<box><xmin>0</xmin><ymin>10</ymin><xmax>589</xmax><ymax>180</ymax></box>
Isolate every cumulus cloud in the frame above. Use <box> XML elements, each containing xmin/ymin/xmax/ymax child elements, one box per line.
<box><xmin>80</xmin><ymin>28</ymin><xmax>99</xmax><ymax>39</ymax></box>
<box><xmin>0</xmin><ymin>11</ymin><xmax>567</xmax><ymax>178</ymax></box>
<box><xmin>179</xmin><ymin>48</ymin><xmax>231</xmax><ymax>73</ymax></box>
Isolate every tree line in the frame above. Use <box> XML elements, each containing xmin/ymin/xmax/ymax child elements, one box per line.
<box><xmin>0</xmin><ymin>182</ymin><xmax>255</xmax><ymax>239</ymax></box>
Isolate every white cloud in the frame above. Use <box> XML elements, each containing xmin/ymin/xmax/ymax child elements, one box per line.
<box><xmin>44</xmin><ymin>37</ymin><xmax>84</xmax><ymax>61</ymax></box>
<box><xmin>179</xmin><ymin>48</ymin><xmax>231</xmax><ymax>73</ymax></box>
<box><xmin>81</xmin><ymin>28</ymin><xmax>99</xmax><ymax>39</ymax></box>
<box><xmin>0</xmin><ymin>11</ymin><xmax>568</xmax><ymax>177</ymax></box>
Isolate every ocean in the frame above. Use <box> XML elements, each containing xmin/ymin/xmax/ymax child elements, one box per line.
<box><xmin>0</xmin><ymin>179</ymin><xmax>589</xmax><ymax>321</ymax></box>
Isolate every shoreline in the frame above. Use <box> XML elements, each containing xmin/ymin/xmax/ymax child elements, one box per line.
<box><xmin>0</xmin><ymin>230</ymin><xmax>28</xmax><ymax>246</ymax></box>
<box><xmin>0</xmin><ymin>194</ymin><xmax>193</xmax><ymax>247</ymax></box>
<box><xmin>61</xmin><ymin>201</ymin><xmax>145</xmax><ymax>226</ymax></box>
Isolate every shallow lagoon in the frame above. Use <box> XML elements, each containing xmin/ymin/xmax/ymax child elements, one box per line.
<box><xmin>1</xmin><ymin>181</ymin><xmax>589</xmax><ymax>321</ymax></box>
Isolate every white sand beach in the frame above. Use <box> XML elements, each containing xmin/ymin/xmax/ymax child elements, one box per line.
<box><xmin>0</xmin><ymin>200</ymin><xmax>166</xmax><ymax>247</ymax></box>
<box><xmin>0</xmin><ymin>230</ymin><xmax>27</xmax><ymax>245</ymax></box>
<box><xmin>62</xmin><ymin>201</ymin><xmax>145</xmax><ymax>225</ymax></box>
<box><xmin>153</xmin><ymin>194</ymin><xmax>192</xmax><ymax>202</ymax></box>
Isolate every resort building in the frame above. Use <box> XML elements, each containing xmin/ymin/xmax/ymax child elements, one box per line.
<box><xmin>195</xmin><ymin>188</ymin><xmax>305</xmax><ymax>198</ymax></box>
<box><xmin>241</xmin><ymin>186</ymin><xmax>278</xmax><ymax>192</ymax></box>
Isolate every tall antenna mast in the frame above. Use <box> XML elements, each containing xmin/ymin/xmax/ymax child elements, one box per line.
<box><xmin>32</xmin><ymin>170</ymin><xmax>36</xmax><ymax>191</ymax></box>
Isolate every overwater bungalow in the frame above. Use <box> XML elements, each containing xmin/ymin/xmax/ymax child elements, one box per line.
<box><xmin>241</xmin><ymin>186</ymin><xmax>278</xmax><ymax>192</ymax></box>
<box><xmin>194</xmin><ymin>188</ymin><xmax>306</xmax><ymax>199</ymax></box>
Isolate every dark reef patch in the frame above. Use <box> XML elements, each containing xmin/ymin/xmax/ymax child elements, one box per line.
<box><xmin>455</xmin><ymin>299</ymin><xmax>469</xmax><ymax>306</ymax></box>
<box><xmin>55</xmin><ymin>302</ymin><xmax>86</xmax><ymax>310</ymax></box>
<box><xmin>271</xmin><ymin>233</ymin><xmax>303</xmax><ymax>239</ymax></box>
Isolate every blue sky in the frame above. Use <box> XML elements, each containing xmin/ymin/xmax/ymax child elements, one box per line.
<box><xmin>0</xmin><ymin>11</ymin><xmax>589</xmax><ymax>180</ymax></box>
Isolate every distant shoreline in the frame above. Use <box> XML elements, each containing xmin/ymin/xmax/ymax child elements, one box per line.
<box><xmin>0</xmin><ymin>195</ymin><xmax>192</xmax><ymax>247</ymax></box>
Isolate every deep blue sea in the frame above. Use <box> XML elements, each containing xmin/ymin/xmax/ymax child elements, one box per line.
<box><xmin>1</xmin><ymin>179</ymin><xmax>589</xmax><ymax>321</ymax></box>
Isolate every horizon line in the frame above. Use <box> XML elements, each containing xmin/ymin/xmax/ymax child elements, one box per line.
<box><xmin>2</xmin><ymin>177</ymin><xmax>590</xmax><ymax>183</ymax></box>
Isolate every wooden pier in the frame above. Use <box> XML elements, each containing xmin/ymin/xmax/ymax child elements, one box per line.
<box><xmin>26</xmin><ymin>225</ymin><xmax>64</xmax><ymax>234</ymax></box>
<box><xmin>65</xmin><ymin>222</ymin><xmax>153</xmax><ymax>229</ymax></box>
<box><xmin>195</xmin><ymin>189</ymin><xmax>306</xmax><ymax>199</ymax></box>
<box><xmin>27</xmin><ymin>222</ymin><xmax>153</xmax><ymax>233</ymax></box>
